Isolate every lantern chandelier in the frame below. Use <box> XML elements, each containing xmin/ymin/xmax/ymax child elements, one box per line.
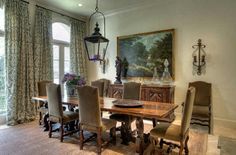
<box><xmin>84</xmin><ymin>0</ymin><xmax>109</xmax><ymax>62</ymax></box>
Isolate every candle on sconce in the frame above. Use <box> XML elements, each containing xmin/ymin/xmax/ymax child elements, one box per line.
<box><xmin>202</xmin><ymin>55</ymin><xmax>205</xmax><ymax>62</ymax></box>
<box><xmin>193</xmin><ymin>56</ymin><xmax>197</xmax><ymax>63</ymax></box>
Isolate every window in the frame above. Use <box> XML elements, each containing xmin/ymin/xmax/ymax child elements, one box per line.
<box><xmin>0</xmin><ymin>8</ymin><xmax>6</xmax><ymax>114</ymax></box>
<box><xmin>52</xmin><ymin>22</ymin><xmax>70</xmax><ymax>84</ymax></box>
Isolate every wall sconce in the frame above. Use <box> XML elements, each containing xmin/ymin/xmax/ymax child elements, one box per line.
<box><xmin>192</xmin><ymin>39</ymin><xmax>206</xmax><ymax>75</ymax></box>
<box><xmin>84</xmin><ymin>0</ymin><xmax>109</xmax><ymax>62</ymax></box>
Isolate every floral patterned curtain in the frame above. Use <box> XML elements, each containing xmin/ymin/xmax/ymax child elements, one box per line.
<box><xmin>0</xmin><ymin>0</ymin><xmax>5</xmax><ymax>8</ymax></box>
<box><xmin>70</xmin><ymin>19</ymin><xmax>87</xmax><ymax>81</ymax></box>
<box><xmin>5</xmin><ymin>0</ymin><xmax>35</xmax><ymax>125</ymax></box>
<box><xmin>33</xmin><ymin>6</ymin><xmax>53</xmax><ymax>83</ymax></box>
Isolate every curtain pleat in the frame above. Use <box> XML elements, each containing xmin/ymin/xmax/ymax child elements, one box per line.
<box><xmin>5</xmin><ymin>0</ymin><xmax>35</xmax><ymax>125</ymax></box>
<box><xmin>70</xmin><ymin>19</ymin><xmax>88</xmax><ymax>81</ymax></box>
<box><xmin>33</xmin><ymin>6</ymin><xmax>53</xmax><ymax>88</ymax></box>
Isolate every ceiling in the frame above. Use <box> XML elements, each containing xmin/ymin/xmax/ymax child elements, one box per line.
<box><xmin>36</xmin><ymin>0</ymin><xmax>154</xmax><ymax>17</ymax></box>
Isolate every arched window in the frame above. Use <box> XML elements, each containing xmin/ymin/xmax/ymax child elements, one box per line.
<box><xmin>52</xmin><ymin>22</ymin><xmax>70</xmax><ymax>84</ymax></box>
<box><xmin>0</xmin><ymin>8</ymin><xmax>6</xmax><ymax>116</ymax></box>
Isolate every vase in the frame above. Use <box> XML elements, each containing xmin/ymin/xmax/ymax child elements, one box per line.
<box><xmin>66</xmin><ymin>85</ymin><xmax>78</xmax><ymax>97</ymax></box>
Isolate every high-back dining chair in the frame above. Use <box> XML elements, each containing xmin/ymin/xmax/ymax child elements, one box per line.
<box><xmin>99</xmin><ymin>78</ymin><xmax>111</xmax><ymax>97</ymax></box>
<box><xmin>189</xmin><ymin>81</ymin><xmax>212</xmax><ymax>133</ymax></box>
<box><xmin>91</xmin><ymin>80</ymin><xmax>105</xmax><ymax>97</ymax></box>
<box><xmin>91</xmin><ymin>78</ymin><xmax>111</xmax><ymax>97</ymax></box>
<box><xmin>46</xmin><ymin>83</ymin><xmax>80</xmax><ymax>142</ymax></box>
<box><xmin>37</xmin><ymin>80</ymin><xmax>52</xmax><ymax>125</ymax></box>
<box><xmin>78</xmin><ymin>86</ymin><xmax>117</xmax><ymax>154</ymax></box>
<box><xmin>149</xmin><ymin>87</ymin><xmax>196</xmax><ymax>155</ymax></box>
<box><xmin>109</xmin><ymin>82</ymin><xmax>141</xmax><ymax>145</ymax></box>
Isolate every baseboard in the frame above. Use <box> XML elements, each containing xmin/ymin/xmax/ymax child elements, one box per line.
<box><xmin>175</xmin><ymin>112</ymin><xmax>236</xmax><ymax>129</ymax></box>
<box><xmin>0</xmin><ymin>114</ymin><xmax>6</xmax><ymax>125</ymax></box>
<box><xmin>214</xmin><ymin>117</ymin><xmax>236</xmax><ymax>129</ymax></box>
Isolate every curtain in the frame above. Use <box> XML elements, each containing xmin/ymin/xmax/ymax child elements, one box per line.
<box><xmin>33</xmin><ymin>6</ymin><xmax>53</xmax><ymax>83</ymax></box>
<box><xmin>0</xmin><ymin>0</ymin><xmax>5</xmax><ymax>8</ymax></box>
<box><xmin>5</xmin><ymin>0</ymin><xmax>35</xmax><ymax>125</ymax></box>
<box><xmin>70</xmin><ymin>19</ymin><xmax>87</xmax><ymax>81</ymax></box>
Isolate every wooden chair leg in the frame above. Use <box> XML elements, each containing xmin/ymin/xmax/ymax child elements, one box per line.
<box><xmin>97</xmin><ymin>129</ymin><xmax>102</xmax><ymax>155</ymax></box>
<box><xmin>60</xmin><ymin>122</ymin><xmax>64</xmax><ymax>142</ymax></box>
<box><xmin>110</xmin><ymin>127</ymin><xmax>116</xmax><ymax>145</ymax></box>
<box><xmin>184</xmin><ymin>135</ymin><xmax>189</xmax><ymax>154</ymax></box>
<box><xmin>159</xmin><ymin>138</ymin><xmax>164</xmax><ymax>149</ymax></box>
<box><xmin>48</xmin><ymin>121</ymin><xmax>52</xmax><ymax>138</ymax></box>
<box><xmin>39</xmin><ymin>112</ymin><xmax>42</xmax><ymax>125</ymax></box>
<box><xmin>152</xmin><ymin>118</ymin><xmax>157</xmax><ymax>127</ymax></box>
<box><xmin>80</xmin><ymin>130</ymin><xmax>84</xmax><ymax>150</ymax></box>
<box><xmin>208</xmin><ymin>118</ymin><xmax>211</xmax><ymax>134</ymax></box>
<box><xmin>179</xmin><ymin>140</ymin><xmax>184</xmax><ymax>155</ymax></box>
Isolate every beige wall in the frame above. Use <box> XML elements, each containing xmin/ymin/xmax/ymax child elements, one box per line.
<box><xmin>87</xmin><ymin>0</ymin><xmax>236</xmax><ymax>123</ymax></box>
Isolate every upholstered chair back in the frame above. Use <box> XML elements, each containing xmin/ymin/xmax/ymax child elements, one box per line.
<box><xmin>78</xmin><ymin>86</ymin><xmax>101</xmax><ymax>128</ymax></box>
<box><xmin>189</xmin><ymin>81</ymin><xmax>211</xmax><ymax>106</ymax></box>
<box><xmin>38</xmin><ymin>80</ymin><xmax>52</xmax><ymax>96</ymax></box>
<box><xmin>123</xmin><ymin>82</ymin><xmax>141</xmax><ymax>100</ymax></box>
<box><xmin>181</xmin><ymin>87</ymin><xmax>196</xmax><ymax>136</ymax></box>
<box><xmin>91</xmin><ymin>80</ymin><xmax>104</xmax><ymax>97</ymax></box>
<box><xmin>99</xmin><ymin>78</ymin><xmax>111</xmax><ymax>97</ymax></box>
<box><xmin>46</xmin><ymin>83</ymin><xmax>63</xmax><ymax>118</ymax></box>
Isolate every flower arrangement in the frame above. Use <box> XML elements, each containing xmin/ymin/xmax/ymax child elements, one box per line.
<box><xmin>62</xmin><ymin>73</ymin><xmax>86</xmax><ymax>86</ymax></box>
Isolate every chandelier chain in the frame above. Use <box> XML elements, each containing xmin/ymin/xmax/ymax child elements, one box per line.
<box><xmin>95</xmin><ymin>0</ymin><xmax>99</xmax><ymax>12</ymax></box>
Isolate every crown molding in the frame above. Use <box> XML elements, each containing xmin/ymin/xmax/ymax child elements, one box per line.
<box><xmin>103</xmin><ymin>1</ymin><xmax>159</xmax><ymax>18</ymax></box>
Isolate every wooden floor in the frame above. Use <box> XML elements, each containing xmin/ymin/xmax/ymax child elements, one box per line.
<box><xmin>0</xmin><ymin>120</ymin><xmax>207</xmax><ymax>155</ymax></box>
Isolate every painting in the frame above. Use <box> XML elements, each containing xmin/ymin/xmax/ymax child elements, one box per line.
<box><xmin>117</xmin><ymin>29</ymin><xmax>174</xmax><ymax>78</ymax></box>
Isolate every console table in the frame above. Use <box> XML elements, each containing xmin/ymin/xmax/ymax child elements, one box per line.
<box><xmin>108</xmin><ymin>84</ymin><xmax>175</xmax><ymax>122</ymax></box>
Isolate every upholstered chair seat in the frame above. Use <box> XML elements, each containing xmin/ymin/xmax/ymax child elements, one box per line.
<box><xmin>49</xmin><ymin>111</ymin><xmax>79</xmax><ymax>123</ymax></box>
<box><xmin>81</xmin><ymin>118</ymin><xmax>117</xmax><ymax>133</ymax></box>
<box><xmin>150</xmin><ymin>123</ymin><xmax>182</xmax><ymax>141</ymax></box>
<box><xmin>78</xmin><ymin>85</ymin><xmax>117</xmax><ymax>154</ymax></box>
<box><xmin>46</xmin><ymin>83</ymin><xmax>80</xmax><ymax>142</ymax></box>
<box><xmin>149</xmin><ymin>87</ymin><xmax>196</xmax><ymax>155</ymax></box>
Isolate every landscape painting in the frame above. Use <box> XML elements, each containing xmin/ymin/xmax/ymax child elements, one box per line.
<box><xmin>117</xmin><ymin>29</ymin><xmax>174</xmax><ymax>78</ymax></box>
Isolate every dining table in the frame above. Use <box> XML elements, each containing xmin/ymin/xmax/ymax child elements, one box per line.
<box><xmin>32</xmin><ymin>96</ymin><xmax>178</xmax><ymax>155</ymax></box>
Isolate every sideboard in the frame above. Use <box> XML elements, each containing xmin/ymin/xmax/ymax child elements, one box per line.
<box><xmin>108</xmin><ymin>84</ymin><xmax>175</xmax><ymax>123</ymax></box>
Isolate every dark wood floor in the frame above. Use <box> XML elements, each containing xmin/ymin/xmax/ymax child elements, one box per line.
<box><xmin>0</xmin><ymin>120</ymin><xmax>207</xmax><ymax>155</ymax></box>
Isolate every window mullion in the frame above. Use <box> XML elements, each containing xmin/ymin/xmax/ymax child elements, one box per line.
<box><xmin>59</xmin><ymin>45</ymin><xmax>64</xmax><ymax>84</ymax></box>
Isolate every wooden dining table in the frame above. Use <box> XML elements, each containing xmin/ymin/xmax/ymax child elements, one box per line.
<box><xmin>32</xmin><ymin>96</ymin><xmax>178</xmax><ymax>155</ymax></box>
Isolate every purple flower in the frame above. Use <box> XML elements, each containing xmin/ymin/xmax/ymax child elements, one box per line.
<box><xmin>62</xmin><ymin>73</ymin><xmax>86</xmax><ymax>86</ymax></box>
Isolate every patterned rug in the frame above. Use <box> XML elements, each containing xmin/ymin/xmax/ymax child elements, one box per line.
<box><xmin>0</xmin><ymin>121</ymin><xmax>208</xmax><ymax>155</ymax></box>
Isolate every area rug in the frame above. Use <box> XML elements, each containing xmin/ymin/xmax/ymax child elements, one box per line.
<box><xmin>218</xmin><ymin>136</ymin><xmax>236</xmax><ymax>155</ymax></box>
<box><xmin>0</xmin><ymin>121</ymin><xmax>207</xmax><ymax>155</ymax></box>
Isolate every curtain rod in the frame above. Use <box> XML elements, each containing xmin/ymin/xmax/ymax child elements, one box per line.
<box><xmin>36</xmin><ymin>5</ymin><xmax>86</xmax><ymax>24</ymax></box>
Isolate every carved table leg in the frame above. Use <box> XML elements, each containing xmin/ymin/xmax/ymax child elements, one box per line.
<box><xmin>120</xmin><ymin>122</ymin><xmax>132</xmax><ymax>145</ymax></box>
<box><xmin>136</xmin><ymin>117</ymin><xmax>144</xmax><ymax>154</ymax></box>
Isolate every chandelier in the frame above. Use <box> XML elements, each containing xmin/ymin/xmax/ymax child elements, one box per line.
<box><xmin>84</xmin><ymin>0</ymin><xmax>109</xmax><ymax>62</ymax></box>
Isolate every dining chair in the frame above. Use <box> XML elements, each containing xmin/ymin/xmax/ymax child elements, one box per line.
<box><xmin>92</xmin><ymin>78</ymin><xmax>111</xmax><ymax>97</ymax></box>
<box><xmin>149</xmin><ymin>87</ymin><xmax>196</xmax><ymax>155</ymax></box>
<box><xmin>109</xmin><ymin>82</ymin><xmax>141</xmax><ymax>145</ymax></box>
<box><xmin>78</xmin><ymin>85</ymin><xmax>117</xmax><ymax>155</ymax></box>
<box><xmin>46</xmin><ymin>83</ymin><xmax>80</xmax><ymax>142</ymax></box>
<box><xmin>37</xmin><ymin>80</ymin><xmax>52</xmax><ymax>125</ymax></box>
<box><xmin>189</xmin><ymin>81</ymin><xmax>212</xmax><ymax>133</ymax></box>
<box><xmin>91</xmin><ymin>80</ymin><xmax>104</xmax><ymax>97</ymax></box>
